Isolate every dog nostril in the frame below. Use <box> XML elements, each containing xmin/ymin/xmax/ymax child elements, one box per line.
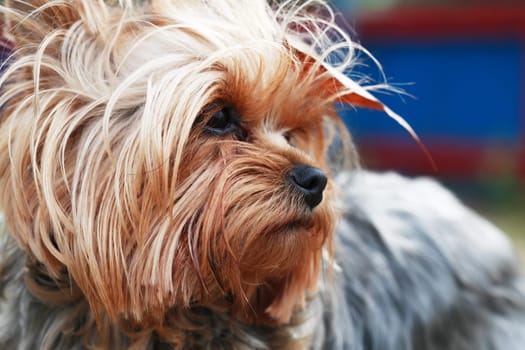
<box><xmin>288</xmin><ymin>164</ymin><xmax>328</xmax><ymax>209</ymax></box>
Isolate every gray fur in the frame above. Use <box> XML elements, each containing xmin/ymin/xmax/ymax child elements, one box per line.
<box><xmin>317</xmin><ymin>171</ymin><xmax>525</xmax><ymax>350</ymax></box>
<box><xmin>1</xmin><ymin>170</ymin><xmax>525</xmax><ymax>349</ymax></box>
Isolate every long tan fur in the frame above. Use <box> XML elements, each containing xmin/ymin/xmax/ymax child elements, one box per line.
<box><xmin>0</xmin><ymin>0</ymin><xmax>386</xmax><ymax>347</ymax></box>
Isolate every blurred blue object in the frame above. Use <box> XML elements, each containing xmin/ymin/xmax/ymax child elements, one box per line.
<box><xmin>341</xmin><ymin>39</ymin><xmax>521</xmax><ymax>143</ymax></box>
<box><xmin>337</xmin><ymin>5</ymin><xmax>525</xmax><ymax>178</ymax></box>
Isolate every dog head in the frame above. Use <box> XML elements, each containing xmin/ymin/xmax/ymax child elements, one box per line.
<box><xmin>0</xmin><ymin>0</ymin><xmax>389</xmax><ymax>328</ymax></box>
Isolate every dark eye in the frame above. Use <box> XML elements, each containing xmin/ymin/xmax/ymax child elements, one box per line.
<box><xmin>205</xmin><ymin>107</ymin><xmax>240</xmax><ymax>136</ymax></box>
<box><xmin>283</xmin><ymin>130</ymin><xmax>298</xmax><ymax>148</ymax></box>
<box><xmin>283</xmin><ymin>131</ymin><xmax>292</xmax><ymax>144</ymax></box>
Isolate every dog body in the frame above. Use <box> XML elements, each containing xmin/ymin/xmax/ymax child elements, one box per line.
<box><xmin>0</xmin><ymin>0</ymin><xmax>524</xmax><ymax>349</ymax></box>
<box><xmin>322</xmin><ymin>172</ymin><xmax>525</xmax><ymax>350</ymax></box>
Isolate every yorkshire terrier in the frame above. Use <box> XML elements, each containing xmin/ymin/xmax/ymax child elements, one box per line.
<box><xmin>0</xmin><ymin>0</ymin><xmax>524</xmax><ymax>349</ymax></box>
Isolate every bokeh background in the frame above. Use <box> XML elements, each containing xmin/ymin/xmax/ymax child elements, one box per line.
<box><xmin>332</xmin><ymin>0</ymin><xmax>525</xmax><ymax>258</ymax></box>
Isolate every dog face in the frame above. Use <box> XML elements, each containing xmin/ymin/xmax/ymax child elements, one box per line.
<box><xmin>0</xmin><ymin>0</ymin><xmax>383</xmax><ymax>328</ymax></box>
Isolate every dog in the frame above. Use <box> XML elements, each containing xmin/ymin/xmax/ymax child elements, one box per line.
<box><xmin>0</xmin><ymin>0</ymin><xmax>524</xmax><ymax>349</ymax></box>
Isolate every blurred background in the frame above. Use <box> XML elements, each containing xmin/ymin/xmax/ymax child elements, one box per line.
<box><xmin>332</xmin><ymin>0</ymin><xmax>525</xmax><ymax>258</ymax></box>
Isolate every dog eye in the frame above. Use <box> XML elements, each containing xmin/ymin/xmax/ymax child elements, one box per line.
<box><xmin>283</xmin><ymin>131</ymin><xmax>297</xmax><ymax>148</ymax></box>
<box><xmin>205</xmin><ymin>107</ymin><xmax>240</xmax><ymax>136</ymax></box>
<box><xmin>284</xmin><ymin>131</ymin><xmax>292</xmax><ymax>144</ymax></box>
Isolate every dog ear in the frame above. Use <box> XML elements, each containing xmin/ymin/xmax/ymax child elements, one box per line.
<box><xmin>293</xmin><ymin>47</ymin><xmax>436</xmax><ymax>170</ymax></box>
<box><xmin>3</xmin><ymin>0</ymin><xmax>81</xmax><ymax>46</ymax></box>
<box><xmin>319</xmin><ymin>62</ymin><xmax>437</xmax><ymax>169</ymax></box>
<box><xmin>294</xmin><ymin>47</ymin><xmax>415</xmax><ymax>132</ymax></box>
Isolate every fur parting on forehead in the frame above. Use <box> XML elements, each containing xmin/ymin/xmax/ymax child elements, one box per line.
<box><xmin>119</xmin><ymin>0</ymin><xmax>386</xmax><ymax>94</ymax></box>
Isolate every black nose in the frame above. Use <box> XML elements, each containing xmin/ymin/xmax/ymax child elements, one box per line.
<box><xmin>288</xmin><ymin>164</ymin><xmax>328</xmax><ymax>209</ymax></box>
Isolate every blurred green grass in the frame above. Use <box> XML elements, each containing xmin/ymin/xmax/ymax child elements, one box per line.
<box><xmin>474</xmin><ymin>202</ymin><xmax>525</xmax><ymax>263</ymax></box>
<box><xmin>490</xmin><ymin>213</ymin><xmax>525</xmax><ymax>263</ymax></box>
<box><xmin>448</xmin><ymin>177</ymin><xmax>525</xmax><ymax>263</ymax></box>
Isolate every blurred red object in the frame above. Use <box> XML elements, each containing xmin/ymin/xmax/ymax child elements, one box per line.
<box><xmin>356</xmin><ymin>5</ymin><xmax>525</xmax><ymax>40</ymax></box>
